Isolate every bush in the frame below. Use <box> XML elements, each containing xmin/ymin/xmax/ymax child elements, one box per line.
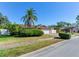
<box><xmin>18</xmin><ymin>28</ymin><xmax>44</xmax><ymax>37</ymax></box>
<box><xmin>6</xmin><ymin>23</ymin><xmax>22</xmax><ymax>36</ymax></box>
<box><xmin>6</xmin><ymin>23</ymin><xmax>44</xmax><ymax>37</ymax></box>
<box><xmin>59</xmin><ymin>32</ymin><xmax>71</xmax><ymax>39</ymax></box>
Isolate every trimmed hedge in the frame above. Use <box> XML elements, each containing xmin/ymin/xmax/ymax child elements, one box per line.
<box><xmin>59</xmin><ymin>32</ymin><xmax>71</xmax><ymax>39</ymax></box>
<box><xmin>18</xmin><ymin>28</ymin><xmax>44</xmax><ymax>37</ymax></box>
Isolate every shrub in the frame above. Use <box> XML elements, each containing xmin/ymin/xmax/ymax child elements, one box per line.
<box><xmin>6</xmin><ymin>23</ymin><xmax>44</xmax><ymax>37</ymax></box>
<box><xmin>18</xmin><ymin>28</ymin><xmax>44</xmax><ymax>37</ymax></box>
<box><xmin>59</xmin><ymin>32</ymin><xmax>71</xmax><ymax>39</ymax></box>
<box><xmin>6</xmin><ymin>23</ymin><xmax>22</xmax><ymax>36</ymax></box>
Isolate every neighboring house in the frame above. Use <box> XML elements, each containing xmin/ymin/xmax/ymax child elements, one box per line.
<box><xmin>0</xmin><ymin>29</ymin><xmax>10</xmax><ymax>35</ymax></box>
<box><xmin>36</xmin><ymin>25</ymin><xmax>56</xmax><ymax>34</ymax></box>
<box><xmin>61</xmin><ymin>24</ymin><xmax>79</xmax><ymax>33</ymax></box>
<box><xmin>42</xmin><ymin>29</ymin><xmax>56</xmax><ymax>34</ymax></box>
<box><xmin>71</xmin><ymin>27</ymin><xmax>79</xmax><ymax>32</ymax></box>
<box><xmin>36</xmin><ymin>25</ymin><xmax>48</xmax><ymax>29</ymax></box>
<box><xmin>19</xmin><ymin>24</ymin><xmax>34</xmax><ymax>28</ymax></box>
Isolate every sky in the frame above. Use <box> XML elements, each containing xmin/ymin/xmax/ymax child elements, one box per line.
<box><xmin>0</xmin><ymin>2</ymin><xmax>79</xmax><ymax>25</ymax></box>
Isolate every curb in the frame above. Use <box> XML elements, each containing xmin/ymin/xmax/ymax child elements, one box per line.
<box><xmin>19</xmin><ymin>36</ymin><xmax>79</xmax><ymax>57</ymax></box>
<box><xmin>19</xmin><ymin>40</ymin><xmax>68</xmax><ymax>57</ymax></box>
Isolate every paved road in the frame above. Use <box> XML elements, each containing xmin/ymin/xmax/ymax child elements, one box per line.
<box><xmin>21</xmin><ymin>36</ymin><xmax>79</xmax><ymax>57</ymax></box>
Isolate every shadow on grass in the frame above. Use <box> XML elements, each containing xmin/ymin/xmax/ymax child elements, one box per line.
<box><xmin>0</xmin><ymin>35</ymin><xmax>12</xmax><ymax>38</ymax></box>
<box><xmin>54</xmin><ymin>37</ymin><xmax>70</xmax><ymax>40</ymax></box>
<box><xmin>0</xmin><ymin>35</ymin><xmax>42</xmax><ymax>38</ymax></box>
<box><xmin>14</xmin><ymin>35</ymin><xmax>42</xmax><ymax>38</ymax></box>
<box><xmin>54</xmin><ymin>37</ymin><xmax>61</xmax><ymax>39</ymax></box>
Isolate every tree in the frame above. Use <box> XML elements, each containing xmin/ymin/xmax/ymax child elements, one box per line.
<box><xmin>22</xmin><ymin>8</ymin><xmax>37</xmax><ymax>28</ymax></box>
<box><xmin>0</xmin><ymin>12</ymin><xmax>10</xmax><ymax>28</ymax></box>
<box><xmin>76</xmin><ymin>15</ymin><xmax>79</xmax><ymax>27</ymax></box>
<box><xmin>52</xmin><ymin>21</ymin><xmax>71</xmax><ymax>33</ymax></box>
<box><xmin>48</xmin><ymin>25</ymin><xmax>55</xmax><ymax>29</ymax></box>
<box><xmin>57</xmin><ymin>21</ymin><xmax>71</xmax><ymax>28</ymax></box>
<box><xmin>6</xmin><ymin>23</ymin><xmax>21</xmax><ymax>35</ymax></box>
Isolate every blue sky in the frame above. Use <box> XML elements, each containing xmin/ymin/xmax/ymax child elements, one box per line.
<box><xmin>0</xmin><ymin>2</ymin><xmax>79</xmax><ymax>25</ymax></box>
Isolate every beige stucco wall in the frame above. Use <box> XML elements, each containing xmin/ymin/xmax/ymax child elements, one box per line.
<box><xmin>42</xmin><ymin>29</ymin><xmax>56</xmax><ymax>34</ymax></box>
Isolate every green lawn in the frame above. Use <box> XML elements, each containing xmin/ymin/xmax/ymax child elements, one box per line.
<box><xmin>0</xmin><ymin>39</ymin><xmax>62</xmax><ymax>57</ymax></box>
<box><xmin>0</xmin><ymin>34</ymin><xmax>53</xmax><ymax>44</ymax></box>
<box><xmin>0</xmin><ymin>34</ymin><xmax>62</xmax><ymax>57</ymax></box>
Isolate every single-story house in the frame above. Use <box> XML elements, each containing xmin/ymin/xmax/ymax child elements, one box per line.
<box><xmin>36</xmin><ymin>25</ymin><xmax>56</xmax><ymax>34</ymax></box>
<box><xmin>42</xmin><ymin>29</ymin><xmax>56</xmax><ymax>34</ymax></box>
<box><xmin>61</xmin><ymin>26</ymin><xmax>79</xmax><ymax>33</ymax></box>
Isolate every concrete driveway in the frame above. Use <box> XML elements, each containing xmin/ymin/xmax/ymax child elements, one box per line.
<box><xmin>20</xmin><ymin>36</ymin><xmax>79</xmax><ymax>57</ymax></box>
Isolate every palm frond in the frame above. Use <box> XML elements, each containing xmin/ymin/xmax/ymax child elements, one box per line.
<box><xmin>21</xmin><ymin>8</ymin><xmax>38</xmax><ymax>27</ymax></box>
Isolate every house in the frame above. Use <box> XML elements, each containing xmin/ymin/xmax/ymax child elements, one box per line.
<box><xmin>42</xmin><ymin>29</ymin><xmax>56</xmax><ymax>34</ymax></box>
<box><xmin>61</xmin><ymin>24</ymin><xmax>79</xmax><ymax>33</ymax></box>
<box><xmin>36</xmin><ymin>25</ymin><xmax>56</xmax><ymax>34</ymax></box>
<box><xmin>19</xmin><ymin>24</ymin><xmax>34</xmax><ymax>28</ymax></box>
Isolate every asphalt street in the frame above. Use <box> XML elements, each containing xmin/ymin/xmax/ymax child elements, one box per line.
<box><xmin>20</xmin><ymin>36</ymin><xmax>79</xmax><ymax>57</ymax></box>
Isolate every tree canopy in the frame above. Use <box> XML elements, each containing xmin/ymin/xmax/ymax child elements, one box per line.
<box><xmin>0</xmin><ymin>12</ymin><xmax>10</xmax><ymax>28</ymax></box>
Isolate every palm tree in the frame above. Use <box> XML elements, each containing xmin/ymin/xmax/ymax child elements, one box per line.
<box><xmin>22</xmin><ymin>8</ymin><xmax>37</xmax><ymax>28</ymax></box>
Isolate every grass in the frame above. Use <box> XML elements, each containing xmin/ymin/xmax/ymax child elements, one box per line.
<box><xmin>72</xmin><ymin>33</ymin><xmax>79</xmax><ymax>36</ymax></box>
<box><xmin>0</xmin><ymin>34</ymin><xmax>53</xmax><ymax>44</ymax></box>
<box><xmin>0</xmin><ymin>39</ymin><xmax>62</xmax><ymax>57</ymax></box>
